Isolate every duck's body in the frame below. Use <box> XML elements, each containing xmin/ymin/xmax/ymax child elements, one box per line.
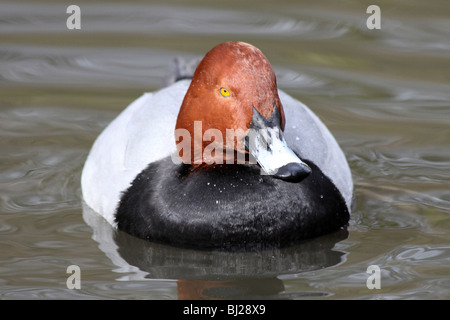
<box><xmin>81</xmin><ymin>42</ymin><xmax>353</xmax><ymax>249</ymax></box>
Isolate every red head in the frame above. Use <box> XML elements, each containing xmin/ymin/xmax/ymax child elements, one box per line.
<box><xmin>175</xmin><ymin>41</ymin><xmax>285</xmax><ymax>164</ymax></box>
<box><xmin>174</xmin><ymin>42</ymin><xmax>310</xmax><ymax>181</ymax></box>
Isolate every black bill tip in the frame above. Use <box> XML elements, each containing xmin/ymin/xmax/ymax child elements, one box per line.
<box><xmin>273</xmin><ymin>162</ymin><xmax>311</xmax><ymax>183</ymax></box>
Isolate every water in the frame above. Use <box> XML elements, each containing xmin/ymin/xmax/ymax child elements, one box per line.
<box><xmin>1</xmin><ymin>0</ymin><xmax>449</xmax><ymax>299</ymax></box>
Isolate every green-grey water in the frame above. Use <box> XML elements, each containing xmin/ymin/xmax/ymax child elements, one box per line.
<box><xmin>1</xmin><ymin>0</ymin><xmax>449</xmax><ymax>299</ymax></box>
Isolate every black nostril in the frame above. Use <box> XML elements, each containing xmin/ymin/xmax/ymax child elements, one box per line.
<box><xmin>273</xmin><ymin>162</ymin><xmax>311</xmax><ymax>182</ymax></box>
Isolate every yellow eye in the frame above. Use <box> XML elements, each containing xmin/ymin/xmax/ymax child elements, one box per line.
<box><xmin>220</xmin><ymin>87</ymin><xmax>230</xmax><ymax>97</ymax></box>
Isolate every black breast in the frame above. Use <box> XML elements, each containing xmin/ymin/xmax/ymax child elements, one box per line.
<box><xmin>115</xmin><ymin>157</ymin><xmax>349</xmax><ymax>250</ymax></box>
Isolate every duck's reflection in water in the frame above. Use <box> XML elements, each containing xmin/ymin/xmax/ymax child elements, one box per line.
<box><xmin>83</xmin><ymin>203</ymin><xmax>348</xmax><ymax>299</ymax></box>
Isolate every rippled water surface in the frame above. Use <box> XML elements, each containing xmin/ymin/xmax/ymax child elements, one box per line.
<box><xmin>1</xmin><ymin>0</ymin><xmax>449</xmax><ymax>299</ymax></box>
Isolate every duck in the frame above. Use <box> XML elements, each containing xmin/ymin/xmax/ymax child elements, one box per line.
<box><xmin>81</xmin><ymin>41</ymin><xmax>353</xmax><ymax>250</ymax></box>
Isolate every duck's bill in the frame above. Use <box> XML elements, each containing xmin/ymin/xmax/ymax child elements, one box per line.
<box><xmin>245</xmin><ymin>126</ymin><xmax>311</xmax><ymax>182</ymax></box>
<box><xmin>244</xmin><ymin>106</ymin><xmax>311</xmax><ymax>182</ymax></box>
